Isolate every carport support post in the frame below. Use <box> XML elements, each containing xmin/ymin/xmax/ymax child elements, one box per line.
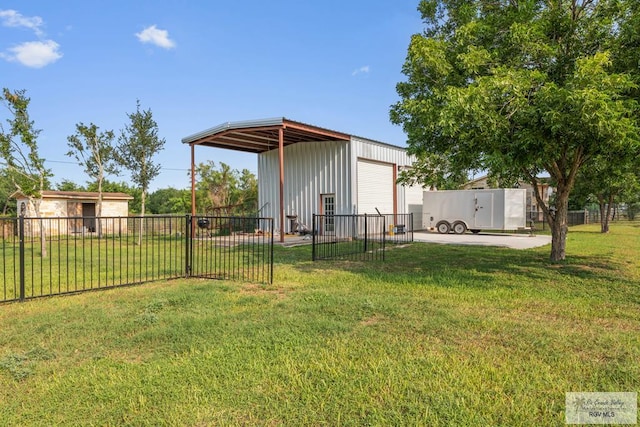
<box><xmin>278</xmin><ymin>127</ymin><xmax>284</xmax><ymax>243</ymax></box>
<box><xmin>190</xmin><ymin>143</ymin><xmax>196</xmax><ymax>217</ymax></box>
<box><xmin>190</xmin><ymin>143</ymin><xmax>197</xmax><ymax>238</ymax></box>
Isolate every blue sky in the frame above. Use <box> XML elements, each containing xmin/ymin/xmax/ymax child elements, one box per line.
<box><xmin>1</xmin><ymin>1</ymin><xmax>423</xmax><ymax>191</ymax></box>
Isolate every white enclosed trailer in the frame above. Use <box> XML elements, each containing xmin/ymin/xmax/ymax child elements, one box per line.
<box><xmin>423</xmin><ymin>189</ymin><xmax>528</xmax><ymax>234</ymax></box>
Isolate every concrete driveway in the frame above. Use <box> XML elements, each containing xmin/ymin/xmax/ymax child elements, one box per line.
<box><xmin>412</xmin><ymin>231</ymin><xmax>551</xmax><ymax>250</ymax></box>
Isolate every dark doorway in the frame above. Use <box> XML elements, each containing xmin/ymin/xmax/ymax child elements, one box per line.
<box><xmin>82</xmin><ymin>203</ymin><xmax>96</xmax><ymax>232</ymax></box>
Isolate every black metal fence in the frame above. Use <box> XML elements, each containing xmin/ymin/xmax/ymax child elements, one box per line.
<box><xmin>376</xmin><ymin>213</ymin><xmax>414</xmax><ymax>244</ymax></box>
<box><xmin>191</xmin><ymin>215</ymin><xmax>273</xmax><ymax>283</ymax></box>
<box><xmin>311</xmin><ymin>213</ymin><xmax>413</xmax><ymax>261</ymax></box>
<box><xmin>1</xmin><ymin>215</ymin><xmax>273</xmax><ymax>303</ymax></box>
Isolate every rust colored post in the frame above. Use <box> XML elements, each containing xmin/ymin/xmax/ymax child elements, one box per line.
<box><xmin>190</xmin><ymin>143</ymin><xmax>197</xmax><ymax>238</ymax></box>
<box><xmin>191</xmin><ymin>143</ymin><xmax>196</xmax><ymax>217</ymax></box>
<box><xmin>278</xmin><ymin>127</ymin><xmax>285</xmax><ymax>243</ymax></box>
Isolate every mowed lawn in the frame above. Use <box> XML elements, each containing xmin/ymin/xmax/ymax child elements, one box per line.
<box><xmin>0</xmin><ymin>223</ymin><xmax>638</xmax><ymax>426</ymax></box>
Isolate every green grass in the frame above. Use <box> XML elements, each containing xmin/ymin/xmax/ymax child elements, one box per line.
<box><xmin>1</xmin><ymin>234</ymin><xmax>271</xmax><ymax>301</ymax></box>
<box><xmin>0</xmin><ymin>223</ymin><xmax>638</xmax><ymax>426</ymax></box>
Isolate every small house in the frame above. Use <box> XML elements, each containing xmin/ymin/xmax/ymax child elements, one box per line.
<box><xmin>16</xmin><ymin>191</ymin><xmax>133</xmax><ymax>236</ymax></box>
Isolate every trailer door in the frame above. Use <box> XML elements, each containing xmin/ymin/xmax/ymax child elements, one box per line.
<box><xmin>474</xmin><ymin>192</ymin><xmax>494</xmax><ymax>228</ymax></box>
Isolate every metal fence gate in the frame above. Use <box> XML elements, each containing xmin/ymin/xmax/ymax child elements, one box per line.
<box><xmin>312</xmin><ymin>213</ymin><xmax>413</xmax><ymax>261</ymax></box>
<box><xmin>0</xmin><ymin>215</ymin><xmax>273</xmax><ymax>303</ymax></box>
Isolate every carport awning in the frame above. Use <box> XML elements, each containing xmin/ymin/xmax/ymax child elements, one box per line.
<box><xmin>181</xmin><ymin>117</ymin><xmax>350</xmax><ymax>153</ymax></box>
<box><xmin>183</xmin><ymin>117</ymin><xmax>352</xmax><ymax>243</ymax></box>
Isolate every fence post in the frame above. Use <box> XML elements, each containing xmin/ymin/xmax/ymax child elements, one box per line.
<box><xmin>364</xmin><ymin>213</ymin><xmax>368</xmax><ymax>253</ymax></box>
<box><xmin>381</xmin><ymin>216</ymin><xmax>386</xmax><ymax>261</ymax></box>
<box><xmin>312</xmin><ymin>214</ymin><xmax>317</xmax><ymax>261</ymax></box>
<box><xmin>19</xmin><ymin>215</ymin><xmax>25</xmax><ymax>301</ymax></box>
<box><xmin>410</xmin><ymin>213</ymin><xmax>414</xmax><ymax>241</ymax></box>
<box><xmin>185</xmin><ymin>214</ymin><xmax>191</xmax><ymax>277</ymax></box>
<box><xmin>269</xmin><ymin>218</ymin><xmax>274</xmax><ymax>284</ymax></box>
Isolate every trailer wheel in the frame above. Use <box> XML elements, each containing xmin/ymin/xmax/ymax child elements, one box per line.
<box><xmin>436</xmin><ymin>221</ymin><xmax>450</xmax><ymax>234</ymax></box>
<box><xmin>452</xmin><ymin>222</ymin><xmax>467</xmax><ymax>234</ymax></box>
<box><xmin>470</xmin><ymin>229</ymin><xmax>481</xmax><ymax>234</ymax></box>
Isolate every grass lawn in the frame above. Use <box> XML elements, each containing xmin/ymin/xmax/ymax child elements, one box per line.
<box><xmin>0</xmin><ymin>223</ymin><xmax>638</xmax><ymax>426</ymax></box>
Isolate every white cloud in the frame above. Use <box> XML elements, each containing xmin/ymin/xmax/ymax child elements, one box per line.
<box><xmin>135</xmin><ymin>25</ymin><xmax>176</xmax><ymax>49</ymax></box>
<box><xmin>0</xmin><ymin>9</ymin><xmax>45</xmax><ymax>36</ymax></box>
<box><xmin>1</xmin><ymin>40</ymin><xmax>62</xmax><ymax>68</ymax></box>
<box><xmin>352</xmin><ymin>65</ymin><xmax>370</xmax><ymax>76</ymax></box>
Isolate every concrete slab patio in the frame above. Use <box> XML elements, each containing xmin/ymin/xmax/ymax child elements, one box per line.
<box><xmin>412</xmin><ymin>231</ymin><xmax>551</xmax><ymax>250</ymax></box>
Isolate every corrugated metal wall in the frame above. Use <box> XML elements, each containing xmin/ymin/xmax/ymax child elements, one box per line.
<box><xmin>258</xmin><ymin>136</ymin><xmax>419</xmax><ymax>234</ymax></box>
<box><xmin>258</xmin><ymin>140</ymin><xmax>351</xmax><ymax>234</ymax></box>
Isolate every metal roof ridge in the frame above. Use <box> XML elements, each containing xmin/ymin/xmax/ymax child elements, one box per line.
<box><xmin>181</xmin><ymin>117</ymin><xmax>285</xmax><ymax>144</ymax></box>
<box><xmin>181</xmin><ymin>116</ymin><xmax>407</xmax><ymax>149</ymax></box>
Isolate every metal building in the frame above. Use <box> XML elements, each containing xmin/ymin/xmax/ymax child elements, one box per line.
<box><xmin>182</xmin><ymin>118</ymin><xmax>424</xmax><ymax>241</ymax></box>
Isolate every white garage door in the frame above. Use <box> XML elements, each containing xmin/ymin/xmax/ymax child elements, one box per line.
<box><xmin>357</xmin><ymin>159</ymin><xmax>394</xmax><ymax>214</ymax></box>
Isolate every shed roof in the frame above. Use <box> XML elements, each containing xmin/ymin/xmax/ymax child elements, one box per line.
<box><xmin>36</xmin><ymin>191</ymin><xmax>134</xmax><ymax>201</ymax></box>
<box><xmin>181</xmin><ymin>117</ymin><xmax>353</xmax><ymax>153</ymax></box>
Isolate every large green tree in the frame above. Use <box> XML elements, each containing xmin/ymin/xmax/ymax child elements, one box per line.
<box><xmin>116</xmin><ymin>100</ymin><xmax>165</xmax><ymax>219</ymax></box>
<box><xmin>147</xmin><ymin>187</ymin><xmax>191</xmax><ymax>214</ymax></box>
<box><xmin>572</xmin><ymin>147</ymin><xmax>640</xmax><ymax>232</ymax></box>
<box><xmin>56</xmin><ymin>179</ymin><xmax>85</xmax><ymax>192</ymax></box>
<box><xmin>195</xmin><ymin>161</ymin><xmax>258</xmax><ymax>215</ymax></box>
<box><xmin>391</xmin><ymin>0</ymin><xmax>640</xmax><ymax>261</ymax></box>
<box><xmin>0</xmin><ymin>89</ymin><xmax>52</xmax><ymax>256</ymax></box>
<box><xmin>238</xmin><ymin>168</ymin><xmax>258</xmax><ymax>214</ymax></box>
<box><xmin>67</xmin><ymin>122</ymin><xmax>119</xmax><ymax>237</ymax></box>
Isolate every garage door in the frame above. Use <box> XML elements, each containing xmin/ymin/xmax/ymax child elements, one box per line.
<box><xmin>357</xmin><ymin>159</ymin><xmax>394</xmax><ymax>214</ymax></box>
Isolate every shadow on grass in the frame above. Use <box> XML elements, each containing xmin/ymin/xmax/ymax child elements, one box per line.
<box><xmin>273</xmin><ymin>233</ymin><xmax>637</xmax><ymax>303</ymax></box>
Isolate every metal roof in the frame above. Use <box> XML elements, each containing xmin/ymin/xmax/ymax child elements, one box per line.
<box><xmin>181</xmin><ymin>117</ymin><xmax>355</xmax><ymax>154</ymax></box>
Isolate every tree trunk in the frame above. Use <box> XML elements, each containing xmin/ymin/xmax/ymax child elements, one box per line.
<box><xmin>138</xmin><ymin>190</ymin><xmax>146</xmax><ymax>246</ymax></box>
<box><xmin>97</xmin><ymin>178</ymin><xmax>103</xmax><ymax>239</ymax></box>
<box><xmin>598</xmin><ymin>195</ymin><xmax>607</xmax><ymax>233</ymax></box>
<box><xmin>597</xmin><ymin>193</ymin><xmax>614</xmax><ymax>233</ymax></box>
<box><xmin>549</xmin><ymin>188</ymin><xmax>570</xmax><ymax>262</ymax></box>
<box><xmin>31</xmin><ymin>198</ymin><xmax>47</xmax><ymax>258</ymax></box>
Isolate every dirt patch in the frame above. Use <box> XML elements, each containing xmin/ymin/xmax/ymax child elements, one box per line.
<box><xmin>239</xmin><ymin>283</ymin><xmax>289</xmax><ymax>300</ymax></box>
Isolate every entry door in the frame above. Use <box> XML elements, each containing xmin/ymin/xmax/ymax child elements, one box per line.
<box><xmin>321</xmin><ymin>194</ymin><xmax>335</xmax><ymax>234</ymax></box>
<box><xmin>67</xmin><ymin>202</ymin><xmax>83</xmax><ymax>233</ymax></box>
<box><xmin>474</xmin><ymin>192</ymin><xmax>494</xmax><ymax>228</ymax></box>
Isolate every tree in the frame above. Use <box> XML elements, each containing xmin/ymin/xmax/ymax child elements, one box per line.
<box><xmin>67</xmin><ymin>123</ymin><xmax>119</xmax><ymax>237</ymax></box>
<box><xmin>196</xmin><ymin>161</ymin><xmax>238</xmax><ymax>215</ymax></box>
<box><xmin>396</xmin><ymin>151</ymin><xmax>469</xmax><ymax>190</ymax></box>
<box><xmin>238</xmin><ymin>169</ymin><xmax>258</xmax><ymax>213</ymax></box>
<box><xmin>391</xmin><ymin>0</ymin><xmax>640</xmax><ymax>261</ymax></box>
<box><xmin>147</xmin><ymin>187</ymin><xmax>191</xmax><ymax>214</ymax></box>
<box><xmin>572</xmin><ymin>147</ymin><xmax>640</xmax><ymax>232</ymax></box>
<box><xmin>0</xmin><ymin>88</ymin><xmax>52</xmax><ymax>256</ymax></box>
<box><xmin>195</xmin><ymin>161</ymin><xmax>258</xmax><ymax>215</ymax></box>
<box><xmin>56</xmin><ymin>179</ymin><xmax>85</xmax><ymax>192</ymax></box>
<box><xmin>117</xmin><ymin>100</ymin><xmax>165</xmax><ymax>221</ymax></box>
<box><xmin>0</xmin><ymin>168</ymin><xmax>17</xmax><ymax>215</ymax></box>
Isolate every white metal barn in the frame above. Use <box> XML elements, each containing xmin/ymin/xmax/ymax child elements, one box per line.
<box><xmin>182</xmin><ymin>118</ymin><xmax>424</xmax><ymax>241</ymax></box>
